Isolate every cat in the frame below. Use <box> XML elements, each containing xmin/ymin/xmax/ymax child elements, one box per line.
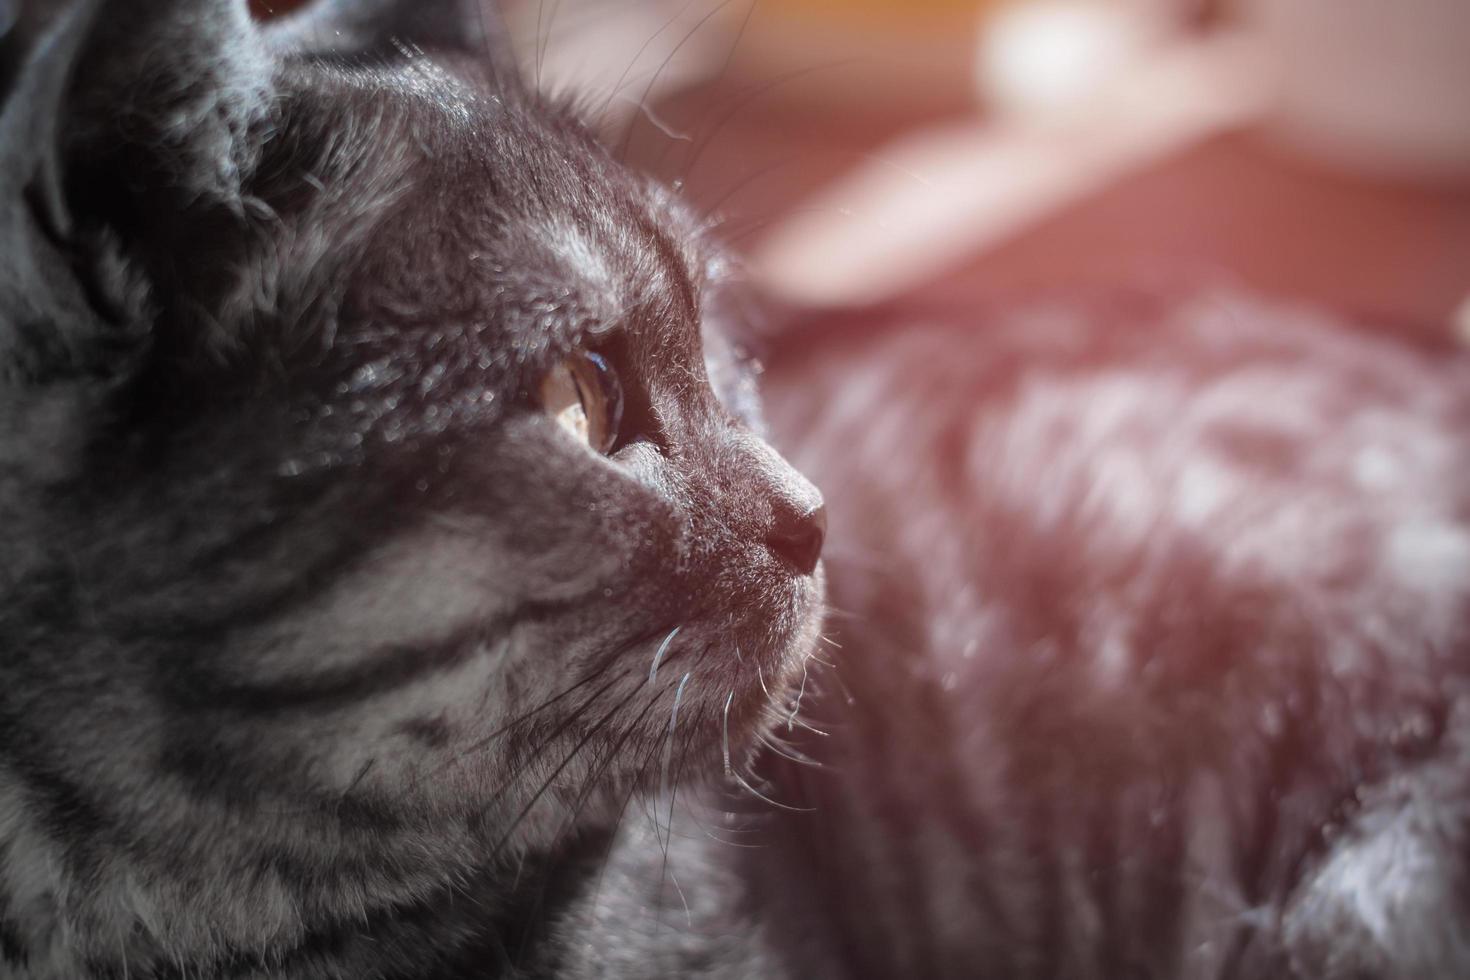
<box><xmin>745</xmin><ymin>289</ymin><xmax>1470</xmax><ymax>979</ymax></box>
<box><xmin>7</xmin><ymin>0</ymin><xmax>1469</xmax><ymax>978</ymax></box>
<box><xmin>0</xmin><ymin>0</ymin><xmax>826</xmax><ymax>977</ymax></box>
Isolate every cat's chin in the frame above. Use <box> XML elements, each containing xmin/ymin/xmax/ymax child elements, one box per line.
<box><xmin>604</xmin><ymin>567</ymin><xmax>826</xmax><ymax>801</ymax></box>
<box><xmin>717</xmin><ymin>570</ymin><xmax>829</xmax><ymax>769</ymax></box>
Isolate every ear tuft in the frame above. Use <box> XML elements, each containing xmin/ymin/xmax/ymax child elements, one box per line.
<box><xmin>70</xmin><ymin>0</ymin><xmax>277</xmax><ymax>208</ymax></box>
<box><xmin>2</xmin><ymin>0</ymin><xmax>279</xmax><ymax>218</ymax></box>
<box><xmin>1</xmin><ymin>1</ymin><xmax>97</xmax><ymax>241</ymax></box>
<box><xmin>0</xmin><ymin>0</ymin><xmax>278</xmax><ymax>385</ymax></box>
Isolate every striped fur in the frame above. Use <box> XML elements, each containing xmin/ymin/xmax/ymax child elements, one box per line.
<box><xmin>0</xmin><ymin>2</ymin><xmax>823</xmax><ymax>977</ymax></box>
<box><xmin>750</xmin><ymin>290</ymin><xmax>1470</xmax><ymax>979</ymax></box>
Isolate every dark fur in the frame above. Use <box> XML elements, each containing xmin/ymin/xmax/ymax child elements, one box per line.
<box><xmin>0</xmin><ymin>2</ymin><xmax>822</xmax><ymax>977</ymax></box>
<box><xmin>8</xmin><ymin>2</ymin><xmax>1469</xmax><ymax>978</ymax></box>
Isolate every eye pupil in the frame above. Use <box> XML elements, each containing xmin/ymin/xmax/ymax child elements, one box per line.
<box><xmin>539</xmin><ymin>349</ymin><xmax>623</xmax><ymax>455</ymax></box>
<box><xmin>582</xmin><ymin>351</ymin><xmax>623</xmax><ymax>452</ymax></box>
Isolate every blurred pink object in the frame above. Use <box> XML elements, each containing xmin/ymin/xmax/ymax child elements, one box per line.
<box><xmin>1240</xmin><ymin>0</ymin><xmax>1470</xmax><ymax>179</ymax></box>
<box><xmin>754</xmin><ymin>26</ymin><xmax>1268</xmax><ymax>307</ymax></box>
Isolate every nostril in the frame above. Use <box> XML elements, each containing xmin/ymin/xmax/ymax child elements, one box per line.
<box><xmin>767</xmin><ymin>503</ymin><xmax>826</xmax><ymax>575</ymax></box>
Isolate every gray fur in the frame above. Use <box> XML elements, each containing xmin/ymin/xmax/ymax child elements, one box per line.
<box><xmin>0</xmin><ymin>2</ymin><xmax>823</xmax><ymax>977</ymax></box>
<box><xmin>11</xmin><ymin>1</ymin><xmax>1460</xmax><ymax>977</ymax></box>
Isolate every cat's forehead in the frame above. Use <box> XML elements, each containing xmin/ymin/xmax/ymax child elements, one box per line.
<box><xmin>285</xmin><ymin>56</ymin><xmax>712</xmax><ymax>357</ymax></box>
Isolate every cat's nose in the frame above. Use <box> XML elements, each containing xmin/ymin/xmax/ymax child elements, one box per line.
<box><xmin>737</xmin><ymin>435</ymin><xmax>826</xmax><ymax>574</ymax></box>
<box><xmin>768</xmin><ymin>500</ymin><xmax>826</xmax><ymax>575</ymax></box>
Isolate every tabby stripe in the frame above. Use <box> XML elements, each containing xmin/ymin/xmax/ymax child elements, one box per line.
<box><xmin>0</xmin><ymin>713</ymin><xmax>113</xmax><ymax>892</ymax></box>
<box><xmin>160</xmin><ymin>595</ymin><xmax>589</xmax><ymax>716</ymax></box>
<box><xmin>0</xmin><ymin>918</ymin><xmax>25</xmax><ymax>969</ymax></box>
<box><xmin>444</xmin><ymin>654</ymin><xmax>628</xmax><ymax>769</ymax></box>
<box><xmin>396</xmin><ymin>715</ymin><xmax>452</xmax><ymax>748</ymax></box>
<box><xmin>446</xmin><ymin>621</ymin><xmax>681</xmax><ymax>784</ymax></box>
<box><xmin>483</xmin><ymin>668</ymin><xmax>633</xmax><ymax>808</ymax></box>
<box><xmin>0</xmin><ymin>875</ymin><xmax>25</xmax><ymax>970</ymax></box>
<box><xmin>113</xmin><ymin>527</ymin><xmax>377</xmax><ymax>643</ymax></box>
<box><xmin>490</xmin><ymin>681</ymin><xmax>650</xmax><ymax>857</ymax></box>
<box><xmin>0</xmin><ymin>716</ymin><xmax>109</xmax><ymax>843</ymax></box>
<box><xmin>516</xmin><ymin>680</ymin><xmax>671</xmax><ymax>962</ymax></box>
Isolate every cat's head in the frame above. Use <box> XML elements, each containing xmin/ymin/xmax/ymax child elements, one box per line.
<box><xmin>0</xmin><ymin>0</ymin><xmax>822</xmax><ymax>966</ymax></box>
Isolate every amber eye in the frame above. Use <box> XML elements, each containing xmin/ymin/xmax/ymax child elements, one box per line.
<box><xmin>538</xmin><ymin>350</ymin><xmax>624</xmax><ymax>454</ymax></box>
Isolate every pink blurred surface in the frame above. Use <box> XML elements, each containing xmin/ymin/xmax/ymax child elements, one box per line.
<box><xmin>615</xmin><ymin>1</ymin><xmax>1470</xmax><ymax>334</ymax></box>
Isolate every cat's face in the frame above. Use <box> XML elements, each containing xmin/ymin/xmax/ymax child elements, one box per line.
<box><xmin>0</xmin><ymin>0</ymin><xmax>821</xmax><ymax>957</ymax></box>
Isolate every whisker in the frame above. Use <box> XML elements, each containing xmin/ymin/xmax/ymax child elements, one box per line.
<box><xmin>784</xmin><ymin>714</ymin><xmax>831</xmax><ymax>738</ymax></box>
<box><xmin>670</xmin><ymin>804</ymin><xmax>767</xmax><ymax>848</ymax></box>
<box><xmin>474</xmin><ymin>0</ymin><xmax>515</xmax><ymax>88</ymax></box>
<box><xmin>757</xmin><ymin>731</ymin><xmax>822</xmax><ymax>768</ymax></box>
<box><xmin>657</xmin><ymin>671</ymin><xmax>694</xmax><ymax>840</ymax></box>
<box><xmin>595</xmin><ymin>0</ymin><xmax>698</xmax><ymax>126</ymax></box>
<box><xmin>611</xmin><ymin>94</ymin><xmax>692</xmax><ymax>141</ymax></box>
<box><xmin>649</xmin><ymin>625</ymin><xmax>681</xmax><ymax>681</ymax></box>
<box><xmin>506</xmin><ymin>689</ymin><xmax>663</xmax><ymax>960</ymax></box>
<box><xmin>588</xmin><ymin>718</ymin><xmax>676</xmax><ymax>916</ymax></box>
<box><xmin>710</xmin><ymin>0</ymin><xmax>758</xmax><ymax>97</ymax></box>
<box><xmin>666</xmin><ymin>867</ymin><xmax>694</xmax><ymax>931</ymax></box>
<box><xmin>786</xmin><ymin>660</ymin><xmax>810</xmax><ymax>732</ymax></box>
<box><xmin>637</xmin><ymin>649</ymin><xmax>705</xmax><ymax>836</ymax></box>
<box><xmin>448</xmin><ymin>619</ymin><xmax>682</xmax><ymax>772</ymax></box>
<box><xmin>536</xmin><ymin>0</ymin><xmax>566</xmax><ymax>91</ymax></box>
<box><xmin>818</xmin><ymin>603</ymin><xmax>867</xmax><ymax>623</ymax></box>
<box><xmin>729</xmin><ymin>768</ymin><xmax>814</xmax><ymax>813</ymax></box>
<box><xmin>490</xmin><ymin>681</ymin><xmax>646</xmax><ymax>857</ymax></box>
<box><xmin>533</xmin><ymin>0</ymin><xmax>547</xmax><ymax>94</ymax></box>
<box><xmin>547</xmin><ymin>686</ymin><xmax>670</xmax><ymax>851</ymax></box>
<box><xmin>656</xmin><ymin>672</ymin><xmax>698</xmax><ymax>937</ymax></box>
<box><xmin>722</xmin><ymin>688</ymin><xmax>734</xmax><ymax>776</ymax></box>
<box><xmin>443</xmin><ymin>662</ymin><xmax>628</xmax><ymax>772</ymax></box>
<box><xmin>646</xmin><ymin>0</ymin><xmax>759</xmax><ymax>174</ymax></box>
<box><xmin>695</xmin><ymin>155</ymin><xmax>806</xmax><ymax>226</ymax></box>
<box><xmin>475</xmin><ymin>671</ymin><xmax>627</xmax><ymax>799</ymax></box>
<box><xmin>676</xmin><ymin>58</ymin><xmax>861</xmax><ymax>183</ymax></box>
<box><xmin>713</xmin><ymin>205</ymin><xmax>870</xmax><ymax>246</ymax></box>
<box><xmin>616</xmin><ymin>0</ymin><xmax>742</xmax><ymax>162</ymax></box>
<box><xmin>823</xmin><ymin>657</ymin><xmax>858</xmax><ymax>706</ymax></box>
<box><xmin>335</xmin><ymin>757</ymin><xmax>377</xmax><ymax>816</ymax></box>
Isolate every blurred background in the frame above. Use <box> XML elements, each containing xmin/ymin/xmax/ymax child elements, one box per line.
<box><xmin>256</xmin><ymin>0</ymin><xmax>1470</xmax><ymax>340</ymax></box>
<box><xmin>504</xmin><ymin>0</ymin><xmax>1470</xmax><ymax>341</ymax></box>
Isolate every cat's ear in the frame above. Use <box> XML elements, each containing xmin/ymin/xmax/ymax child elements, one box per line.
<box><xmin>0</xmin><ymin>0</ymin><xmax>277</xmax><ymax>382</ymax></box>
<box><xmin>263</xmin><ymin>0</ymin><xmax>514</xmax><ymax>66</ymax></box>
<box><xmin>2</xmin><ymin>0</ymin><xmax>275</xmax><ymax>222</ymax></box>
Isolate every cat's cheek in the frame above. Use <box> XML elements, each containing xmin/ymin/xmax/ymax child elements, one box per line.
<box><xmin>607</xmin><ymin>439</ymin><xmax>684</xmax><ymax>497</ymax></box>
<box><xmin>455</xmin><ymin>417</ymin><xmax>679</xmax><ymax>558</ymax></box>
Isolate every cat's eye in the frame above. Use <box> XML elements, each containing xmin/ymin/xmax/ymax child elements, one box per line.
<box><xmin>539</xmin><ymin>350</ymin><xmax>624</xmax><ymax>454</ymax></box>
